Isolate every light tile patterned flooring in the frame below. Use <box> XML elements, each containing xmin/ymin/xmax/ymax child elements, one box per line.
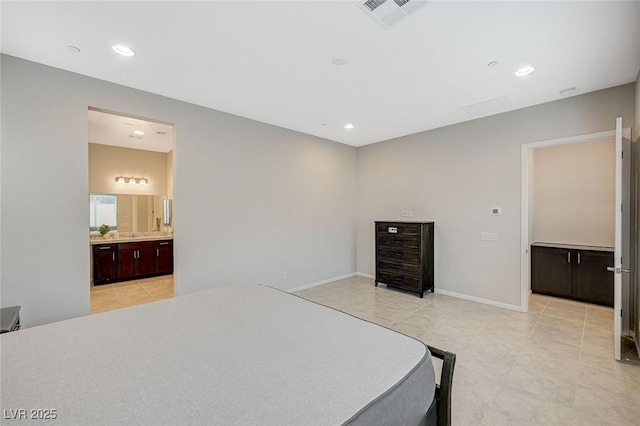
<box><xmin>90</xmin><ymin>275</ymin><xmax>174</xmax><ymax>314</ymax></box>
<box><xmin>296</xmin><ymin>276</ymin><xmax>640</xmax><ymax>426</ymax></box>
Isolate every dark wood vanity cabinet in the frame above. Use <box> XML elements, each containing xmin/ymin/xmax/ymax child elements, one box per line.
<box><xmin>93</xmin><ymin>239</ymin><xmax>173</xmax><ymax>285</ymax></box>
<box><xmin>93</xmin><ymin>244</ymin><xmax>118</xmax><ymax>284</ymax></box>
<box><xmin>531</xmin><ymin>244</ymin><xmax>614</xmax><ymax>306</ymax></box>
<box><xmin>156</xmin><ymin>240</ymin><xmax>174</xmax><ymax>275</ymax></box>
<box><xmin>375</xmin><ymin>221</ymin><xmax>434</xmax><ymax>298</ymax></box>
<box><xmin>118</xmin><ymin>242</ymin><xmax>156</xmax><ymax>279</ymax></box>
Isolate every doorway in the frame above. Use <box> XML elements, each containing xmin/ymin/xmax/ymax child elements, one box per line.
<box><xmin>87</xmin><ymin>108</ymin><xmax>176</xmax><ymax>313</ymax></box>
<box><xmin>521</xmin><ymin>127</ymin><xmax>637</xmax><ymax>362</ymax></box>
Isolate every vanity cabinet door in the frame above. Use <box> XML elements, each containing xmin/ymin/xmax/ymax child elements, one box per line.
<box><xmin>531</xmin><ymin>246</ymin><xmax>573</xmax><ymax>298</ymax></box>
<box><xmin>156</xmin><ymin>240</ymin><xmax>173</xmax><ymax>275</ymax></box>
<box><xmin>93</xmin><ymin>244</ymin><xmax>117</xmax><ymax>284</ymax></box>
<box><xmin>118</xmin><ymin>249</ymin><xmax>137</xmax><ymax>280</ymax></box>
<box><xmin>574</xmin><ymin>250</ymin><xmax>614</xmax><ymax>306</ymax></box>
<box><xmin>137</xmin><ymin>247</ymin><xmax>156</xmax><ymax>276</ymax></box>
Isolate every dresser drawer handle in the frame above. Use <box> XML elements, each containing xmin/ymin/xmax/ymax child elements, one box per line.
<box><xmin>98</xmin><ymin>246</ymin><xmax>111</xmax><ymax>250</ymax></box>
<box><xmin>388</xmin><ymin>227</ymin><xmax>398</xmax><ymax>233</ymax></box>
<box><xmin>159</xmin><ymin>242</ymin><xmax>169</xmax><ymax>246</ymax></box>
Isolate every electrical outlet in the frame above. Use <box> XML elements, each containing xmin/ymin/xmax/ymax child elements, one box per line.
<box><xmin>401</xmin><ymin>210</ymin><xmax>414</xmax><ymax>218</ymax></box>
<box><xmin>408</xmin><ymin>210</ymin><xmax>414</xmax><ymax>218</ymax></box>
<box><xmin>283</xmin><ymin>272</ymin><xmax>288</xmax><ymax>280</ymax></box>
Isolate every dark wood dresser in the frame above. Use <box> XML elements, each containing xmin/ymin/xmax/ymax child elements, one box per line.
<box><xmin>531</xmin><ymin>243</ymin><xmax>614</xmax><ymax>306</ymax></box>
<box><xmin>375</xmin><ymin>221</ymin><xmax>434</xmax><ymax>298</ymax></box>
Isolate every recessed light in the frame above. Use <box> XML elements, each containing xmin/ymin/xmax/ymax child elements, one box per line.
<box><xmin>515</xmin><ymin>65</ymin><xmax>535</xmax><ymax>77</ymax></box>
<box><xmin>344</xmin><ymin>123</ymin><xmax>354</xmax><ymax>130</ymax></box>
<box><xmin>67</xmin><ymin>45</ymin><xmax>81</xmax><ymax>53</ymax></box>
<box><xmin>487</xmin><ymin>61</ymin><xmax>498</xmax><ymax>67</ymax></box>
<box><xmin>559</xmin><ymin>87</ymin><xmax>576</xmax><ymax>96</ymax></box>
<box><xmin>112</xmin><ymin>44</ymin><xmax>135</xmax><ymax>57</ymax></box>
<box><xmin>133</xmin><ymin>130</ymin><xmax>144</xmax><ymax>136</ymax></box>
<box><xmin>332</xmin><ymin>58</ymin><xmax>346</xmax><ymax>66</ymax></box>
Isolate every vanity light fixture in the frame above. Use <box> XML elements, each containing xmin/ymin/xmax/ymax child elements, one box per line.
<box><xmin>115</xmin><ymin>175</ymin><xmax>148</xmax><ymax>185</ymax></box>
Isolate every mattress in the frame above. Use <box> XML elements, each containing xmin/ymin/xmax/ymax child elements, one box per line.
<box><xmin>0</xmin><ymin>285</ymin><xmax>435</xmax><ymax>425</ymax></box>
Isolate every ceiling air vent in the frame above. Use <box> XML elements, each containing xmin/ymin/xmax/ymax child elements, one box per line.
<box><xmin>359</xmin><ymin>0</ymin><xmax>428</xmax><ymax>29</ymax></box>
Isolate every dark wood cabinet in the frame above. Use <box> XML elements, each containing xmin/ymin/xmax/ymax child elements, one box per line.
<box><xmin>573</xmin><ymin>250</ymin><xmax>615</xmax><ymax>306</ymax></box>
<box><xmin>531</xmin><ymin>244</ymin><xmax>614</xmax><ymax>306</ymax></box>
<box><xmin>375</xmin><ymin>221</ymin><xmax>434</xmax><ymax>298</ymax></box>
<box><xmin>156</xmin><ymin>240</ymin><xmax>174</xmax><ymax>275</ymax></box>
<box><xmin>93</xmin><ymin>239</ymin><xmax>173</xmax><ymax>285</ymax></box>
<box><xmin>93</xmin><ymin>244</ymin><xmax>118</xmax><ymax>284</ymax></box>
<box><xmin>118</xmin><ymin>242</ymin><xmax>157</xmax><ymax>280</ymax></box>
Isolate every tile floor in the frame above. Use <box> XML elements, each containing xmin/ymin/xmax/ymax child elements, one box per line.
<box><xmin>296</xmin><ymin>276</ymin><xmax>640</xmax><ymax>426</ymax></box>
<box><xmin>90</xmin><ymin>275</ymin><xmax>174</xmax><ymax>314</ymax></box>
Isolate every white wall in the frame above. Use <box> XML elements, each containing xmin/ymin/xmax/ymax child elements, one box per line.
<box><xmin>1</xmin><ymin>55</ymin><xmax>357</xmax><ymax>327</ymax></box>
<box><xmin>89</xmin><ymin>143</ymin><xmax>168</xmax><ymax>196</ymax></box>
<box><xmin>357</xmin><ymin>84</ymin><xmax>635</xmax><ymax>307</ymax></box>
<box><xmin>531</xmin><ymin>138</ymin><xmax>615</xmax><ymax>247</ymax></box>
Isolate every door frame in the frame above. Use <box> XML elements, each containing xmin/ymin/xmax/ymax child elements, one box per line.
<box><xmin>520</xmin><ymin>129</ymin><xmax>626</xmax><ymax>312</ymax></box>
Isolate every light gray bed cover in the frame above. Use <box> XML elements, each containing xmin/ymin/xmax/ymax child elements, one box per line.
<box><xmin>0</xmin><ymin>285</ymin><xmax>435</xmax><ymax>425</ymax></box>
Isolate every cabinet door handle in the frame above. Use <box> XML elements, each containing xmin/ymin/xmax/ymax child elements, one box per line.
<box><xmin>99</xmin><ymin>246</ymin><xmax>110</xmax><ymax>250</ymax></box>
<box><xmin>578</xmin><ymin>253</ymin><xmax>581</xmax><ymax>264</ymax></box>
<box><xmin>567</xmin><ymin>252</ymin><xmax>571</xmax><ymax>263</ymax></box>
<box><xmin>112</xmin><ymin>253</ymin><xmax>115</xmax><ymax>262</ymax></box>
<box><xmin>159</xmin><ymin>242</ymin><xmax>169</xmax><ymax>246</ymax></box>
<box><xmin>157</xmin><ymin>249</ymin><xmax>159</xmax><ymax>257</ymax></box>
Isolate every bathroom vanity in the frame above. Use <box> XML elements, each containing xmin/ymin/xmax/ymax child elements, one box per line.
<box><xmin>92</xmin><ymin>235</ymin><xmax>173</xmax><ymax>285</ymax></box>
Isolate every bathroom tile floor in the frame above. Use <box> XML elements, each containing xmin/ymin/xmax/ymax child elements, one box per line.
<box><xmin>90</xmin><ymin>275</ymin><xmax>174</xmax><ymax>314</ymax></box>
<box><xmin>295</xmin><ymin>276</ymin><xmax>640</xmax><ymax>426</ymax></box>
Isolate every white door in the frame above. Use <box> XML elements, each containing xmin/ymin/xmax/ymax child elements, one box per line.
<box><xmin>611</xmin><ymin>117</ymin><xmax>632</xmax><ymax>360</ymax></box>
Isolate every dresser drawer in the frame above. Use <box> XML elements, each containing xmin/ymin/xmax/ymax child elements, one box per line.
<box><xmin>378</xmin><ymin>247</ymin><xmax>420</xmax><ymax>264</ymax></box>
<box><xmin>376</xmin><ymin>271</ymin><xmax>421</xmax><ymax>290</ymax></box>
<box><xmin>377</xmin><ymin>259</ymin><xmax>420</xmax><ymax>275</ymax></box>
<box><xmin>376</xmin><ymin>223</ymin><xmax>421</xmax><ymax>236</ymax></box>
<box><xmin>377</xmin><ymin>236</ymin><xmax>421</xmax><ymax>249</ymax></box>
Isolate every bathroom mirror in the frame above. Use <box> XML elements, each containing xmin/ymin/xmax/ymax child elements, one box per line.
<box><xmin>90</xmin><ymin>194</ymin><xmax>168</xmax><ymax>233</ymax></box>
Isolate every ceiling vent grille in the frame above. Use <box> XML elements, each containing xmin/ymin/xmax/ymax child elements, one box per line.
<box><xmin>359</xmin><ymin>0</ymin><xmax>428</xmax><ymax>29</ymax></box>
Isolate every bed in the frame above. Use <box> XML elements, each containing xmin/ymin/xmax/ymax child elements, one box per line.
<box><xmin>0</xmin><ymin>285</ymin><xmax>455</xmax><ymax>425</ymax></box>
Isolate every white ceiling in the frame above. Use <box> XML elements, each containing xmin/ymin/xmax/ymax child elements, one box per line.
<box><xmin>2</xmin><ymin>1</ymin><xmax>640</xmax><ymax>147</ymax></box>
<box><xmin>88</xmin><ymin>109</ymin><xmax>174</xmax><ymax>153</ymax></box>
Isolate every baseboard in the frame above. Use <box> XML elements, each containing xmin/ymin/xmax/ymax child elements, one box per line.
<box><xmin>356</xmin><ymin>272</ymin><xmax>374</xmax><ymax>279</ymax></box>
<box><xmin>286</xmin><ymin>272</ymin><xmax>357</xmax><ymax>293</ymax></box>
<box><xmin>434</xmin><ymin>288</ymin><xmax>523</xmax><ymax>312</ymax></box>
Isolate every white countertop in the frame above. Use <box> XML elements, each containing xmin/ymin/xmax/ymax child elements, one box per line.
<box><xmin>90</xmin><ymin>234</ymin><xmax>173</xmax><ymax>245</ymax></box>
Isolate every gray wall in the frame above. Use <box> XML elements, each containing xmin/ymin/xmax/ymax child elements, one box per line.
<box><xmin>1</xmin><ymin>55</ymin><xmax>357</xmax><ymax>327</ymax></box>
<box><xmin>357</xmin><ymin>84</ymin><xmax>636</xmax><ymax>307</ymax></box>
